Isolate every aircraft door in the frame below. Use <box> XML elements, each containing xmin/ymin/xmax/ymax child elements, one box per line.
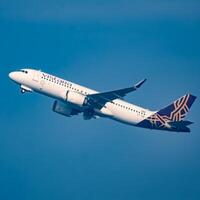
<box><xmin>33</xmin><ymin>71</ymin><xmax>40</xmax><ymax>82</ymax></box>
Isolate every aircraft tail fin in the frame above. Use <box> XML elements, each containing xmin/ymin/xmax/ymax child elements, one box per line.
<box><xmin>157</xmin><ymin>94</ymin><xmax>196</xmax><ymax>122</ymax></box>
<box><xmin>136</xmin><ymin>94</ymin><xmax>196</xmax><ymax>132</ymax></box>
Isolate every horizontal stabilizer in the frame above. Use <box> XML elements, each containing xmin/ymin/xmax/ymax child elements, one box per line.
<box><xmin>169</xmin><ymin>120</ymin><xmax>193</xmax><ymax>127</ymax></box>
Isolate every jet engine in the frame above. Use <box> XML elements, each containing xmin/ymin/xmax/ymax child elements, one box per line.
<box><xmin>61</xmin><ymin>91</ymin><xmax>87</xmax><ymax>107</ymax></box>
<box><xmin>52</xmin><ymin>100</ymin><xmax>73</xmax><ymax>117</ymax></box>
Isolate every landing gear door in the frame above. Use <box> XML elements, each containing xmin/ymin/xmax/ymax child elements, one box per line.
<box><xmin>33</xmin><ymin>71</ymin><xmax>40</xmax><ymax>82</ymax></box>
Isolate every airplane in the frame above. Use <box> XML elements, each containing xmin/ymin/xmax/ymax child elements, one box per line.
<box><xmin>9</xmin><ymin>68</ymin><xmax>197</xmax><ymax>133</ymax></box>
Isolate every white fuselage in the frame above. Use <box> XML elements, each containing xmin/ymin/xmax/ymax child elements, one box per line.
<box><xmin>9</xmin><ymin>69</ymin><xmax>155</xmax><ymax>126</ymax></box>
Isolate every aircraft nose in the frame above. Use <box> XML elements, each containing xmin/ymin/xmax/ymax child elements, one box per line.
<box><xmin>8</xmin><ymin>72</ymin><xmax>15</xmax><ymax>80</ymax></box>
<box><xmin>8</xmin><ymin>71</ymin><xmax>21</xmax><ymax>83</ymax></box>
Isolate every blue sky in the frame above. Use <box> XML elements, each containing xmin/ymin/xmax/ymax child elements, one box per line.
<box><xmin>0</xmin><ymin>1</ymin><xmax>200</xmax><ymax>200</ymax></box>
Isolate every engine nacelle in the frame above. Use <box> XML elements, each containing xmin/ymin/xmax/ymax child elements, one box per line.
<box><xmin>52</xmin><ymin>100</ymin><xmax>73</xmax><ymax>117</ymax></box>
<box><xmin>65</xmin><ymin>91</ymin><xmax>87</xmax><ymax>107</ymax></box>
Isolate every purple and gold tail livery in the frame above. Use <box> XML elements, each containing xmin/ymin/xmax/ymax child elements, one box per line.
<box><xmin>137</xmin><ymin>94</ymin><xmax>197</xmax><ymax>132</ymax></box>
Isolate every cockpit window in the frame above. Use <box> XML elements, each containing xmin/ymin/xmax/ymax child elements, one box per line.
<box><xmin>20</xmin><ymin>70</ymin><xmax>28</xmax><ymax>74</ymax></box>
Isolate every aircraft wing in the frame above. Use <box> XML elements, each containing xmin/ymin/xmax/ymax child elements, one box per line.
<box><xmin>87</xmin><ymin>79</ymin><xmax>147</xmax><ymax>107</ymax></box>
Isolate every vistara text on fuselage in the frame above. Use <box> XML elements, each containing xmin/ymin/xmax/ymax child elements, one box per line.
<box><xmin>9</xmin><ymin>69</ymin><xmax>197</xmax><ymax>133</ymax></box>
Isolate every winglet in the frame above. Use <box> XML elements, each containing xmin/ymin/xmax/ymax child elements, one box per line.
<box><xmin>134</xmin><ymin>78</ymin><xmax>147</xmax><ymax>89</ymax></box>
